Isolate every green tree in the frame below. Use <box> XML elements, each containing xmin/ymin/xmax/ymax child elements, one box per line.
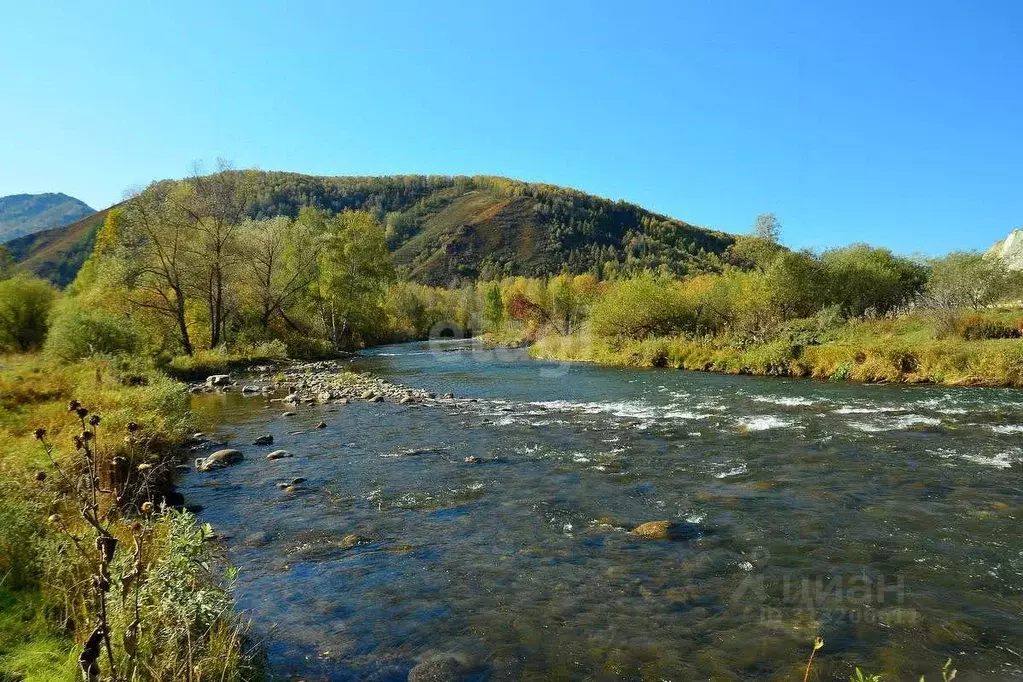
<box><xmin>821</xmin><ymin>244</ymin><xmax>927</xmax><ymax>317</ymax></box>
<box><xmin>313</xmin><ymin>211</ymin><xmax>395</xmax><ymax>350</ymax></box>
<box><xmin>0</xmin><ymin>274</ymin><xmax>58</xmax><ymax>351</ymax></box>
<box><xmin>483</xmin><ymin>281</ymin><xmax>504</xmax><ymax>329</ymax></box>
<box><xmin>0</xmin><ymin>245</ymin><xmax>13</xmax><ymax>280</ymax></box>
<box><xmin>589</xmin><ymin>275</ymin><xmax>695</xmax><ymax>340</ymax></box>
<box><xmin>924</xmin><ymin>251</ymin><xmax>1008</xmax><ymax>310</ymax></box>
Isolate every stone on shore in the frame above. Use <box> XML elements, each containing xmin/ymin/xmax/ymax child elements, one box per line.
<box><xmin>206</xmin><ymin>374</ymin><xmax>232</xmax><ymax>386</ymax></box>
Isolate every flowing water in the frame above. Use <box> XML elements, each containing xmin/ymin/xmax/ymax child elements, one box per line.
<box><xmin>181</xmin><ymin>340</ymin><xmax>1023</xmax><ymax>681</ymax></box>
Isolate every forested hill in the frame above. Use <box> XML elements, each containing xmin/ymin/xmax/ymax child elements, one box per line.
<box><xmin>9</xmin><ymin>172</ymin><xmax>736</xmax><ymax>286</ymax></box>
<box><xmin>0</xmin><ymin>192</ymin><xmax>94</xmax><ymax>242</ymax></box>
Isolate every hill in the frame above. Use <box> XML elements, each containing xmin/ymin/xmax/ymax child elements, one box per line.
<box><xmin>5</xmin><ymin>207</ymin><xmax>111</xmax><ymax>286</ymax></box>
<box><xmin>9</xmin><ymin>172</ymin><xmax>736</xmax><ymax>286</ymax></box>
<box><xmin>0</xmin><ymin>192</ymin><xmax>94</xmax><ymax>242</ymax></box>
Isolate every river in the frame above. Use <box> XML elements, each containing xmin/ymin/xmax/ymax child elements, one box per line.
<box><xmin>180</xmin><ymin>340</ymin><xmax>1023</xmax><ymax>681</ymax></box>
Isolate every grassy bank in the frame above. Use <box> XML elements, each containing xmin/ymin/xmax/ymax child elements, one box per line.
<box><xmin>531</xmin><ymin>312</ymin><xmax>1023</xmax><ymax>387</ymax></box>
<box><xmin>0</xmin><ymin>353</ymin><xmax>260</xmax><ymax>681</ymax></box>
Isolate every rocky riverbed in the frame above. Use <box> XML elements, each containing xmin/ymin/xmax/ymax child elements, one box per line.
<box><xmin>189</xmin><ymin>359</ymin><xmax>453</xmax><ymax>405</ymax></box>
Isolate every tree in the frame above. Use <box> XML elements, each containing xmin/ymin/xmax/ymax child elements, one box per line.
<box><xmin>923</xmin><ymin>251</ymin><xmax>1008</xmax><ymax>310</ymax></box>
<box><xmin>0</xmin><ymin>245</ymin><xmax>13</xmax><ymax>280</ymax></box>
<box><xmin>0</xmin><ymin>274</ymin><xmax>58</xmax><ymax>351</ymax></box>
<box><xmin>589</xmin><ymin>275</ymin><xmax>695</xmax><ymax>340</ymax></box>
<box><xmin>115</xmin><ymin>183</ymin><xmax>196</xmax><ymax>354</ymax></box>
<box><xmin>483</xmin><ymin>281</ymin><xmax>504</xmax><ymax>329</ymax></box>
<box><xmin>313</xmin><ymin>211</ymin><xmax>395</xmax><ymax>350</ymax></box>
<box><xmin>182</xmin><ymin>162</ymin><xmax>247</xmax><ymax>348</ymax></box>
<box><xmin>239</xmin><ymin>216</ymin><xmax>319</xmax><ymax>330</ymax></box>
<box><xmin>820</xmin><ymin>244</ymin><xmax>927</xmax><ymax>317</ymax></box>
<box><xmin>753</xmin><ymin>213</ymin><xmax>781</xmax><ymax>243</ymax></box>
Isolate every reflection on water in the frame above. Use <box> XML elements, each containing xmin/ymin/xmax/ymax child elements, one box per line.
<box><xmin>179</xmin><ymin>340</ymin><xmax>1023</xmax><ymax>681</ymax></box>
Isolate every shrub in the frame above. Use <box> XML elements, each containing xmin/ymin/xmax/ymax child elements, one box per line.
<box><xmin>43</xmin><ymin>307</ymin><xmax>141</xmax><ymax>362</ymax></box>
<box><xmin>590</xmin><ymin>276</ymin><xmax>697</xmax><ymax>340</ymax></box>
<box><xmin>0</xmin><ymin>275</ymin><xmax>58</xmax><ymax>352</ymax></box>
<box><xmin>954</xmin><ymin>315</ymin><xmax>1021</xmax><ymax>341</ymax></box>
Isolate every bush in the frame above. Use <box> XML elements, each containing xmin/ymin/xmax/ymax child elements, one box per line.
<box><xmin>590</xmin><ymin>276</ymin><xmax>696</xmax><ymax>340</ymax></box>
<box><xmin>44</xmin><ymin>307</ymin><xmax>141</xmax><ymax>362</ymax></box>
<box><xmin>954</xmin><ymin>315</ymin><xmax>1021</xmax><ymax>341</ymax></box>
<box><xmin>0</xmin><ymin>275</ymin><xmax>58</xmax><ymax>352</ymax></box>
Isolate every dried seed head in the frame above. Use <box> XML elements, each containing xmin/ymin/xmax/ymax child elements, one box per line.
<box><xmin>82</xmin><ymin>431</ymin><xmax>94</xmax><ymax>442</ymax></box>
<box><xmin>33</xmin><ymin>427</ymin><xmax>46</xmax><ymax>441</ymax></box>
<box><xmin>73</xmin><ymin>435</ymin><xmax>84</xmax><ymax>450</ymax></box>
<box><xmin>75</xmin><ymin>407</ymin><xmax>89</xmax><ymax>419</ymax></box>
<box><xmin>127</xmin><ymin>422</ymin><xmax>139</xmax><ymax>433</ymax></box>
<box><xmin>67</xmin><ymin>399</ymin><xmax>81</xmax><ymax>412</ymax></box>
<box><xmin>88</xmin><ymin>415</ymin><xmax>101</xmax><ymax>427</ymax></box>
<box><xmin>35</xmin><ymin>471</ymin><xmax>47</xmax><ymax>482</ymax></box>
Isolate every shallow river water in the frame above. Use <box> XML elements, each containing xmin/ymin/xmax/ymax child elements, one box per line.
<box><xmin>181</xmin><ymin>340</ymin><xmax>1023</xmax><ymax>681</ymax></box>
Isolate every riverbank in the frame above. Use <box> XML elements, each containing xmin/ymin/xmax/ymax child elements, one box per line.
<box><xmin>529</xmin><ymin>316</ymin><xmax>1023</xmax><ymax>387</ymax></box>
<box><xmin>0</xmin><ymin>353</ymin><xmax>261</xmax><ymax>681</ymax></box>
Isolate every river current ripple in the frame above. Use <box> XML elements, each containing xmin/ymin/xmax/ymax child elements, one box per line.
<box><xmin>180</xmin><ymin>340</ymin><xmax>1023</xmax><ymax>681</ymax></box>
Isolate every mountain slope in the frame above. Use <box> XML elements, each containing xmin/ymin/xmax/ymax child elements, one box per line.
<box><xmin>0</xmin><ymin>192</ymin><xmax>94</xmax><ymax>242</ymax></box>
<box><xmin>5</xmin><ymin>207</ymin><xmax>110</xmax><ymax>286</ymax></box>
<box><xmin>9</xmin><ymin>172</ymin><xmax>736</xmax><ymax>286</ymax></box>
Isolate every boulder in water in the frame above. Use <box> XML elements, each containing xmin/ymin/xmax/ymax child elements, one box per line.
<box><xmin>315</xmin><ymin>421</ymin><xmax>327</xmax><ymax>429</ymax></box>
<box><xmin>206</xmin><ymin>374</ymin><xmax>231</xmax><ymax>386</ymax></box>
<box><xmin>253</xmin><ymin>434</ymin><xmax>273</xmax><ymax>445</ymax></box>
<box><xmin>196</xmin><ymin>449</ymin><xmax>244</xmax><ymax>472</ymax></box>
<box><xmin>631</xmin><ymin>520</ymin><xmax>673</xmax><ymax>540</ymax></box>
<box><xmin>265</xmin><ymin>449</ymin><xmax>292</xmax><ymax>460</ymax></box>
<box><xmin>281</xmin><ymin>411</ymin><xmax>297</xmax><ymax>417</ymax></box>
<box><xmin>340</xmin><ymin>534</ymin><xmax>370</xmax><ymax>549</ymax></box>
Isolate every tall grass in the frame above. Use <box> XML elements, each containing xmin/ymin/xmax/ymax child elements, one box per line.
<box><xmin>0</xmin><ymin>353</ymin><xmax>261</xmax><ymax>681</ymax></box>
<box><xmin>532</xmin><ymin>312</ymin><xmax>1023</xmax><ymax>387</ymax></box>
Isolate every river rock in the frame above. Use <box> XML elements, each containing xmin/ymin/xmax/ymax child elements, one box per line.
<box><xmin>400</xmin><ymin>396</ymin><xmax>416</xmax><ymax>404</ymax></box>
<box><xmin>407</xmin><ymin>657</ymin><xmax>465</xmax><ymax>682</ymax></box>
<box><xmin>282</xmin><ymin>411</ymin><xmax>297</xmax><ymax>417</ymax></box>
<box><xmin>196</xmin><ymin>448</ymin><xmax>244</xmax><ymax>472</ymax></box>
<box><xmin>371</xmin><ymin>395</ymin><xmax>384</xmax><ymax>403</ymax></box>
<box><xmin>340</xmin><ymin>534</ymin><xmax>370</xmax><ymax>550</ymax></box>
<box><xmin>464</xmin><ymin>455</ymin><xmax>482</xmax><ymax>464</ymax></box>
<box><xmin>315</xmin><ymin>421</ymin><xmax>327</xmax><ymax>429</ymax></box>
<box><xmin>241</xmin><ymin>385</ymin><xmax>261</xmax><ymax>393</ymax></box>
<box><xmin>284</xmin><ymin>393</ymin><xmax>299</xmax><ymax>403</ymax></box>
<box><xmin>206</xmin><ymin>374</ymin><xmax>232</xmax><ymax>386</ymax></box>
<box><xmin>253</xmin><ymin>435</ymin><xmax>273</xmax><ymax>445</ymax></box>
<box><xmin>266</xmin><ymin>449</ymin><xmax>292</xmax><ymax>460</ymax></box>
<box><xmin>361</xmin><ymin>390</ymin><xmax>376</xmax><ymax>400</ymax></box>
<box><xmin>631</xmin><ymin>520</ymin><xmax>674</xmax><ymax>540</ymax></box>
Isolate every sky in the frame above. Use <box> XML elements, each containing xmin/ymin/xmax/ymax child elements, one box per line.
<box><xmin>1</xmin><ymin>0</ymin><xmax>1020</xmax><ymax>255</ymax></box>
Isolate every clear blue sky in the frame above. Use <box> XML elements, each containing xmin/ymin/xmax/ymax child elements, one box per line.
<box><xmin>1</xmin><ymin>0</ymin><xmax>1020</xmax><ymax>255</ymax></box>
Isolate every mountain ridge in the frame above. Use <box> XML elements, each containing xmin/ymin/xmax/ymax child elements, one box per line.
<box><xmin>7</xmin><ymin>172</ymin><xmax>736</xmax><ymax>286</ymax></box>
<box><xmin>0</xmin><ymin>192</ymin><xmax>95</xmax><ymax>243</ymax></box>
